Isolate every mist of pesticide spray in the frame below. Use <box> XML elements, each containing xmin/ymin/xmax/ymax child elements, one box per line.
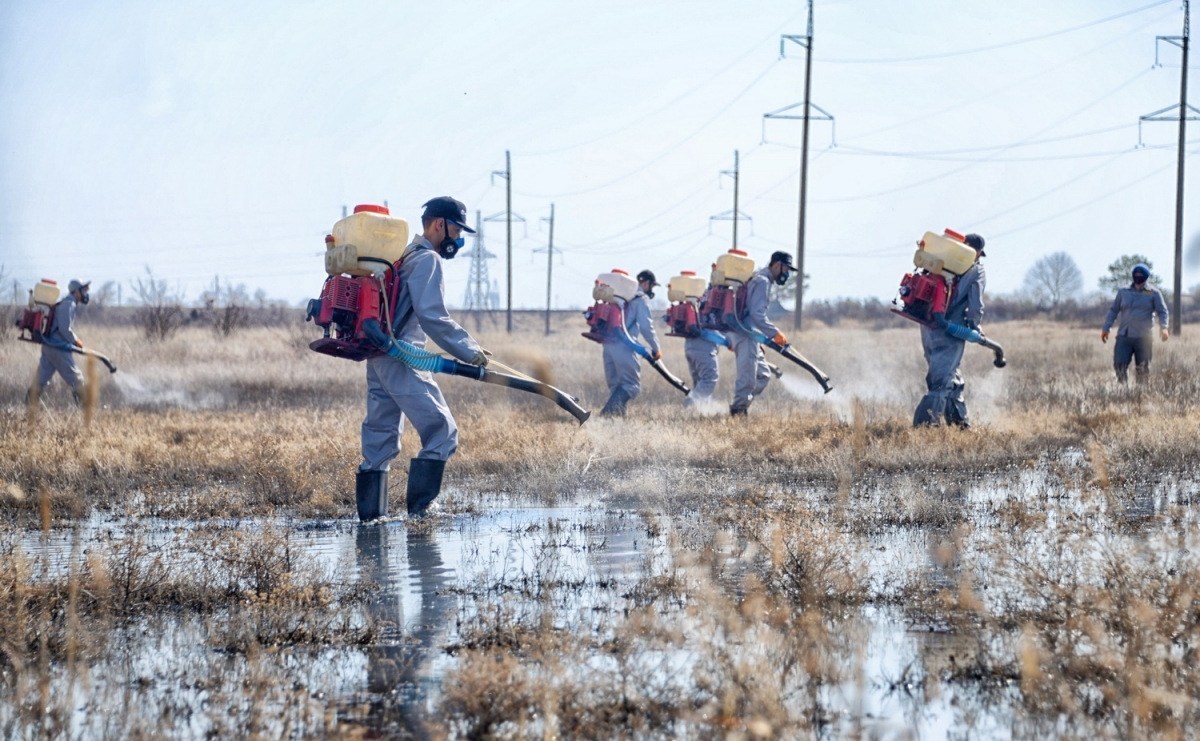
<box><xmin>112</xmin><ymin>373</ymin><xmax>225</xmax><ymax>409</ymax></box>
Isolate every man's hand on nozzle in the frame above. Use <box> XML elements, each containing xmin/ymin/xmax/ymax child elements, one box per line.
<box><xmin>652</xmin><ymin>350</ymin><xmax>662</xmax><ymax>361</ymax></box>
<box><xmin>470</xmin><ymin>349</ymin><xmax>490</xmax><ymax>367</ymax></box>
<box><xmin>73</xmin><ymin>339</ymin><xmax>83</xmax><ymax>349</ymax></box>
<box><xmin>1101</xmin><ymin>330</ymin><xmax>1109</xmax><ymax>344</ymax></box>
<box><xmin>771</xmin><ymin>332</ymin><xmax>788</xmax><ymax>347</ymax></box>
<box><xmin>1161</xmin><ymin>328</ymin><xmax>1169</xmax><ymax>342</ymax></box>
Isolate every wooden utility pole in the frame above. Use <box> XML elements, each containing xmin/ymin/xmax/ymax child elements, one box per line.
<box><xmin>505</xmin><ymin>151</ymin><xmax>513</xmax><ymax>333</ymax></box>
<box><xmin>732</xmin><ymin>150</ymin><xmax>740</xmax><ymax>250</ymax></box>
<box><xmin>1142</xmin><ymin>1</ymin><xmax>1195</xmax><ymax>335</ymax></box>
<box><xmin>1172</xmin><ymin>0</ymin><xmax>1189</xmax><ymax>335</ymax></box>
<box><xmin>545</xmin><ymin>204</ymin><xmax>555</xmax><ymax>335</ymax></box>
<box><xmin>710</xmin><ymin>151</ymin><xmax>751</xmax><ymax>244</ymax></box>
<box><xmin>794</xmin><ymin>0</ymin><xmax>814</xmax><ymax>331</ymax></box>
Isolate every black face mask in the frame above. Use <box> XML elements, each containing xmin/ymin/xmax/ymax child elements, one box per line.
<box><xmin>79</xmin><ymin>292</ymin><xmax>90</xmax><ymax>305</ymax></box>
<box><xmin>775</xmin><ymin>269</ymin><xmax>791</xmax><ymax>286</ymax></box>
<box><xmin>437</xmin><ymin>220</ymin><xmax>465</xmax><ymax>259</ymax></box>
<box><xmin>1133</xmin><ymin>273</ymin><xmax>1148</xmax><ymax>286</ymax></box>
<box><xmin>645</xmin><ymin>288</ymin><xmax>655</xmax><ymax>299</ymax></box>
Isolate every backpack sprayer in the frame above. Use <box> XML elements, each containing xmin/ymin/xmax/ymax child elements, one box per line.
<box><xmin>582</xmin><ymin>269</ymin><xmax>690</xmax><ymax>394</ymax></box>
<box><xmin>696</xmin><ymin>249</ymin><xmax>832</xmax><ymax>393</ymax></box>
<box><xmin>305</xmin><ymin>205</ymin><xmax>590</xmax><ymax>423</ymax></box>
<box><xmin>14</xmin><ymin>278</ymin><xmax>118</xmax><ymax>373</ymax></box>
<box><xmin>890</xmin><ymin>229</ymin><xmax>1006</xmax><ymax>368</ymax></box>
<box><xmin>663</xmin><ymin>271</ymin><xmax>783</xmax><ymax>379</ymax></box>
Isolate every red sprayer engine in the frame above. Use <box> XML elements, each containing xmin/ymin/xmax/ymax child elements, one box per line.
<box><xmin>582</xmin><ymin>302</ymin><xmax>623</xmax><ymax>344</ymax></box>
<box><xmin>893</xmin><ymin>271</ymin><xmax>949</xmax><ymax>326</ymax></box>
<box><xmin>16</xmin><ymin>308</ymin><xmax>50</xmax><ymax>341</ymax></box>
<box><xmin>697</xmin><ymin>285</ymin><xmax>736</xmax><ymax>331</ymax></box>
<box><xmin>665</xmin><ymin>301</ymin><xmax>701</xmax><ymax>338</ymax></box>
<box><xmin>582</xmin><ymin>270</ymin><xmax>638</xmax><ymax>344</ymax></box>
<box><xmin>305</xmin><ymin>267</ymin><xmax>396</xmax><ymax>362</ymax></box>
<box><xmin>15</xmin><ymin>278</ymin><xmax>60</xmax><ymax>343</ymax></box>
<box><xmin>891</xmin><ymin>228</ymin><xmax>977</xmax><ymax>327</ymax></box>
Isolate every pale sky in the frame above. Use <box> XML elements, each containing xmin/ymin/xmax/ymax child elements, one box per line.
<box><xmin>1</xmin><ymin>0</ymin><xmax>1196</xmax><ymax>309</ymax></box>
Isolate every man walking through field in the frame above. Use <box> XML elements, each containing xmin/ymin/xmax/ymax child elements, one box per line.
<box><xmin>358</xmin><ymin>197</ymin><xmax>489</xmax><ymax>520</ymax></box>
<box><xmin>1101</xmin><ymin>263</ymin><xmax>1168</xmax><ymax>384</ymax></box>
<box><xmin>32</xmin><ymin>279</ymin><xmax>90</xmax><ymax>405</ymax></box>
<box><xmin>914</xmin><ymin>234</ymin><xmax>986</xmax><ymax>428</ymax></box>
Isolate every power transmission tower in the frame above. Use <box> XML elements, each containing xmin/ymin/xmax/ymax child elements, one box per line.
<box><xmin>709</xmin><ymin>150</ymin><xmax>753</xmax><ymax>248</ymax></box>
<box><xmin>483</xmin><ymin>193</ymin><xmax>526</xmax><ymax>329</ymax></box>
<box><xmin>491</xmin><ymin>151</ymin><xmax>515</xmax><ymax>332</ymax></box>
<box><xmin>763</xmin><ymin>0</ymin><xmax>835</xmax><ymax>331</ymax></box>
<box><xmin>1139</xmin><ymin>0</ymin><xmax>1195</xmax><ymax>335</ymax></box>
<box><xmin>533</xmin><ymin>204</ymin><xmax>563</xmax><ymax>336</ymax></box>
<box><xmin>460</xmin><ymin>210</ymin><xmax>498</xmax><ymax>329</ymax></box>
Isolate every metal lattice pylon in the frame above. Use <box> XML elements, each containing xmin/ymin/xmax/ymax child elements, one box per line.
<box><xmin>460</xmin><ymin>210</ymin><xmax>498</xmax><ymax>312</ymax></box>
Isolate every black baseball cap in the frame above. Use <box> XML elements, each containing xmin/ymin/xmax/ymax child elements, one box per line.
<box><xmin>964</xmin><ymin>233</ymin><xmax>986</xmax><ymax>255</ymax></box>
<box><xmin>636</xmin><ymin>270</ymin><xmax>658</xmax><ymax>286</ymax></box>
<box><xmin>422</xmin><ymin>196</ymin><xmax>476</xmax><ymax>233</ymax></box>
<box><xmin>770</xmin><ymin>251</ymin><xmax>794</xmax><ymax>268</ymax></box>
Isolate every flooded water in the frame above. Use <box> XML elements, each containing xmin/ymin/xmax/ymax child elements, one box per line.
<box><xmin>9</xmin><ymin>466</ymin><xmax>1199</xmax><ymax>738</ymax></box>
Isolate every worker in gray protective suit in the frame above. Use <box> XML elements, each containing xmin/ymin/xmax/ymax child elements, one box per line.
<box><xmin>728</xmin><ymin>251</ymin><xmax>793</xmax><ymax>416</ymax></box>
<box><xmin>1101</xmin><ymin>262</ymin><xmax>1168</xmax><ymax>384</ymax></box>
<box><xmin>34</xmin><ymin>279</ymin><xmax>90</xmax><ymax>404</ymax></box>
<box><xmin>683</xmin><ymin>288</ymin><xmax>720</xmax><ymax>405</ymax></box>
<box><xmin>600</xmin><ymin>270</ymin><xmax>661</xmax><ymax>417</ymax></box>
<box><xmin>914</xmin><ymin>233</ymin><xmax>986</xmax><ymax>428</ymax></box>
<box><xmin>357</xmin><ymin>197</ymin><xmax>489</xmax><ymax>520</ymax></box>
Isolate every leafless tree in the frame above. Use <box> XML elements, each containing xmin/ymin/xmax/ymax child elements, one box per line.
<box><xmin>1023</xmin><ymin>252</ymin><xmax>1084</xmax><ymax>307</ymax></box>
<box><xmin>92</xmin><ymin>280</ymin><xmax>117</xmax><ymax>309</ymax></box>
<box><xmin>200</xmin><ymin>275</ymin><xmax>250</xmax><ymax>337</ymax></box>
<box><xmin>131</xmin><ymin>266</ymin><xmax>184</xmax><ymax>341</ymax></box>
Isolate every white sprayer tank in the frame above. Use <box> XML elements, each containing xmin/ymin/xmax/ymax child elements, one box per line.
<box><xmin>668</xmin><ymin>271</ymin><xmax>706</xmax><ymax>303</ymax></box>
<box><xmin>30</xmin><ymin>279</ymin><xmax>60</xmax><ymax>310</ymax></box>
<box><xmin>711</xmin><ymin>249</ymin><xmax>755</xmax><ymax>286</ymax></box>
<box><xmin>593</xmin><ymin>269</ymin><xmax>639</xmax><ymax>304</ymax></box>
<box><xmin>326</xmin><ymin>204</ymin><xmax>411</xmax><ymax>276</ymax></box>
<box><xmin>914</xmin><ymin>229</ymin><xmax>977</xmax><ymax>278</ymax></box>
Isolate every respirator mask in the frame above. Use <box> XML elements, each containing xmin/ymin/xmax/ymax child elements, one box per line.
<box><xmin>438</xmin><ymin>220</ymin><xmax>466</xmax><ymax>260</ymax></box>
<box><xmin>79</xmin><ymin>292</ymin><xmax>90</xmax><ymax>305</ymax></box>
<box><xmin>775</xmin><ymin>269</ymin><xmax>792</xmax><ymax>286</ymax></box>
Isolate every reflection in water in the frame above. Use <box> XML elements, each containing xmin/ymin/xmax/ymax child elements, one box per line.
<box><xmin>355</xmin><ymin>524</ymin><xmax>454</xmax><ymax>734</ymax></box>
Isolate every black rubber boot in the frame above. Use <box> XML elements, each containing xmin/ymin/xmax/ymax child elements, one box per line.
<box><xmin>406</xmin><ymin>458</ymin><xmax>446</xmax><ymax>518</ymax></box>
<box><xmin>599</xmin><ymin>388</ymin><xmax>630</xmax><ymax>417</ymax></box>
<box><xmin>356</xmin><ymin>470</ymin><xmax>388</xmax><ymax>522</ymax></box>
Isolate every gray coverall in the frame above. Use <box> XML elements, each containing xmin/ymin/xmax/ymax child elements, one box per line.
<box><xmin>603</xmin><ymin>291</ymin><xmax>660</xmax><ymax>401</ymax></box>
<box><xmin>37</xmin><ymin>294</ymin><xmax>84</xmax><ymax>395</ymax></box>
<box><xmin>360</xmin><ymin>237</ymin><xmax>482</xmax><ymax>472</ymax></box>
<box><xmin>684</xmin><ymin>335</ymin><xmax>720</xmax><ymax>403</ymax></box>
<box><xmin>915</xmin><ymin>261</ymin><xmax>985</xmax><ymax>427</ymax></box>
<box><xmin>1102</xmin><ymin>284</ymin><xmax>1168</xmax><ymax>383</ymax></box>
<box><xmin>728</xmin><ymin>267</ymin><xmax>777</xmax><ymax>413</ymax></box>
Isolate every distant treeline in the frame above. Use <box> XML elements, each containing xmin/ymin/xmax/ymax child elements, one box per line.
<box><xmin>794</xmin><ymin>294</ymin><xmax>1200</xmax><ymax>329</ymax></box>
<box><xmin>6</xmin><ymin>296</ymin><xmax>1197</xmax><ymax>333</ymax></box>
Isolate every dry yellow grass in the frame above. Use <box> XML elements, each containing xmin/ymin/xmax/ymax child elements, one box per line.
<box><xmin>2</xmin><ymin>314</ymin><xmax>1200</xmax><ymax>737</ymax></box>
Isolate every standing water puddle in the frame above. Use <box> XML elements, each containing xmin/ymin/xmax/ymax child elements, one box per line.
<box><xmin>9</xmin><ymin>468</ymin><xmax>1198</xmax><ymax>738</ymax></box>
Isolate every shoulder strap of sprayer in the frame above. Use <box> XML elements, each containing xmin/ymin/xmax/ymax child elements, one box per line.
<box><xmin>388</xmin><ymin>243</ymin><xmax>427</xmax><ymax>335</ymax></box>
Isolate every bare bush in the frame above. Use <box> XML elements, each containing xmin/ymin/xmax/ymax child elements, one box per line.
<box><xmin>130</xmin><ymin>266</ymin><xmax>183</xmax><ymax>341</ymax></box>
<box><xmin>200</xmin><ymin>276</ymin><xmax>250</xmax><ymax>337</ymax></box>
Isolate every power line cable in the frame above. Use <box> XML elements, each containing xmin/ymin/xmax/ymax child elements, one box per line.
<box><xmin>818</xmin><ymin>0</ymin><xmax>1172</xmax><ymax>64</ymax></box>
<box><xmin>811</xmin><ymin>66</ymin><xmax>1156</xmax><ymax>205</ymax></box>
<box><xmin>513</xmin><ymin>62</ymin><xmax>780</xmax><ymax>199</ymax></box>
<box><xmin>511</xmin><ymin>9</ymin><xmax>804</xmax><ymax>158</ymax></box>
<box><xmin>837</xmin><ymin>7</ymin><xmax>1177</xmax><ymax>145</ymax></box>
